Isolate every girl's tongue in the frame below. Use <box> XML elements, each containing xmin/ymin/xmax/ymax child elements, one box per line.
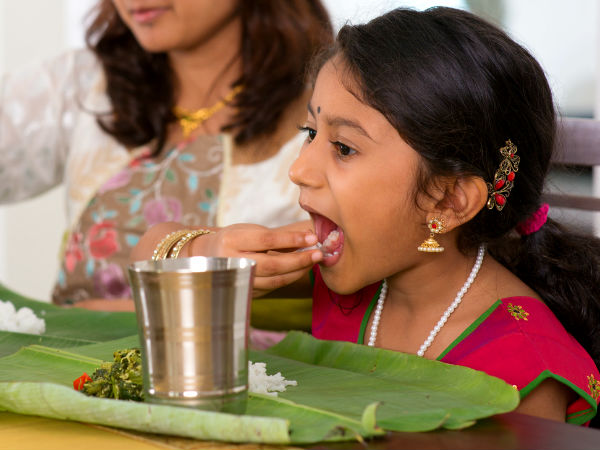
<box><xmin>312</xmin><ymin>214</ymin><xmax>344</xmax><ymax>265</ymax></box>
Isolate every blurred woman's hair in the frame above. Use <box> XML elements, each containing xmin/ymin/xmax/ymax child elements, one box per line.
<box><xmin>86</xmin><ymin>0</ymin><xmax>333</xmax><ymax>153</ymax></box>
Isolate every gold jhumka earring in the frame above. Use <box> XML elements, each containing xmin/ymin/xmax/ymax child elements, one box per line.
<box><xmin>417</xmin><ymin>217</ymin><xmax>445</xmax><ymax>253</ymax></box>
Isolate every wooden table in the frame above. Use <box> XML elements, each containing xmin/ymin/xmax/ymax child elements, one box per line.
<box><xmin>310</xmin><ymin>412</ymin><xmax>600</xmax><ymax>449</ymax></box>
<box><xmin>2</xmin><ymin>411</ymin><xmax>599</xmax><ymax>450</ymax></box>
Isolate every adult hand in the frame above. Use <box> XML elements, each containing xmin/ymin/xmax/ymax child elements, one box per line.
<box><xmin>131</xmin><ymin>221</ymin><xmax>322</xmax><ymax>298</ymax></box>
<box><xmin>188</xmin><ymin>223</ymin><xmax>322</xmax><ymax>297</ymax></box>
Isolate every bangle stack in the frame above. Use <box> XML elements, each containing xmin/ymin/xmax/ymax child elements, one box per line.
<box><xmin>151</xmin><ymin>229</ymin><xmax>213</xmax><ymax>261</ymax></box>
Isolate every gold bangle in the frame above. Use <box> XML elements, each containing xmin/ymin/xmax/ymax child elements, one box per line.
<box><xmin>151</xmin><ymin>229</ymin><xmax>193</xmax><ymax>261</ymax></box>
<box><xmin>168</xmin><ymin>229</ymin><xmax>214</xmax><ymax>259</ymax></box>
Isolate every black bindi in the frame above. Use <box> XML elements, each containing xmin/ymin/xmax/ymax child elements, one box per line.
<box><xmin>317</xmin><ymin>106</ymin><xmax>321</xmax><ymax>114</ymax></box>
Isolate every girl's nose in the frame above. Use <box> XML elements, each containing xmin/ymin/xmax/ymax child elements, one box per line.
<box><xmin>289</xmin><ymin>140</ymin><xmax>322</xmax><ymax>188</ymax></box>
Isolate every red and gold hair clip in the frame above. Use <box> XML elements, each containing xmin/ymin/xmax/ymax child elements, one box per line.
<box><xmin>486</xmin><ymin>140</ymin><xmax>520</xmax><ymax>211</ymax></box>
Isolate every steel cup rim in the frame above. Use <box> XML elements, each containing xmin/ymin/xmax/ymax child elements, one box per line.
<box><xmin>128</xmin><ymin>256</ymin><xmax>257</xmax><ymax>274</ymax></box>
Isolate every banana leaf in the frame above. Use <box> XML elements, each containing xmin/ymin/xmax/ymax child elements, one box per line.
<box><xmin>0</xmin><ymin>284</ymin><xmax>137</xmax><ymax>357</ymax></box>
<box><xmin>0</xmin><ymin>288</ymin><xmax>520</xmax><ymax>444</ymax></box>
<box><xmin>0</xmin><ymin>382</ymin><xmax>292</xmax><ymax>444</ymax></box>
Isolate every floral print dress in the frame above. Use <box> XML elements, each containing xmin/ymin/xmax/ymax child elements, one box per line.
<box><xmin>53</xmin><ymin>136</ymin><xmax>224</xmax><ymax>304</ymax></box>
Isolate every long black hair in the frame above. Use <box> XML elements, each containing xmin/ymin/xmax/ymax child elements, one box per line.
<box><xmin>85</xmin><ymin>0</ymin><xmax>333</xmax><ymax>154</ymax></box>
<box><xmin>318</xmin><ymin>7</ymin><xmax>600</xmax><ymax>383</ymax></box>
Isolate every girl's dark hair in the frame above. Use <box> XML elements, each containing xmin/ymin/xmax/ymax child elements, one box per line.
<box><xmin>85</xmin><ymin>0</ymin><xmax>333</xmax><ymax>154</ymax></box>
<box><xmin>321</xmin><ymin>8</ymin><xmax>600</xmax><ymax>377</ymax></box>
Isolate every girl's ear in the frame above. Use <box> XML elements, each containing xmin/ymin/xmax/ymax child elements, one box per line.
<box><xmin>431</xmin><ymin>176</ymin><xmax>488</xmax><ymax>231</ymax></box>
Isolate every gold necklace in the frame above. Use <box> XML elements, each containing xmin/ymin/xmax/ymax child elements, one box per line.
<box><xmin>173</xmin><ymin>85</ymin><xmax>243</xmax><ymax>138</ymax></box>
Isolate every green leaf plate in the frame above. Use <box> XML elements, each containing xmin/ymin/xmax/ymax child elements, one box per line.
<box><xmin>0</xmin><ymin>287</ymin><xmax>519</xmax><ymax>444</ymax></box>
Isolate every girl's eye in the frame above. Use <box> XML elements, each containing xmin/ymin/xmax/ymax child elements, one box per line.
<box><xmin>298</xmin><ymin>126</ymin><xmax>316</xmax><ymax>142</ymax></box>
<box><xmin>334</xmin><ymin>142</ymin><xmax>357</xmax><ymax>158</ymax></box>
<box><xmin>298</xmin><ymin>126</ymin><xmax>356</xmax><ymax>158</ymax></box>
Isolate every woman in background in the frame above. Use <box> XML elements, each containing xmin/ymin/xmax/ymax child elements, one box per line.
<box><xmin>0</xmin><ymin>0</ymin><xmax>332</xmax><ymax>318</ymax></box>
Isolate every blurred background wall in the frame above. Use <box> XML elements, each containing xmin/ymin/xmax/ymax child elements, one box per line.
<box><xmin>0</xmin><ymin>0</ymin><xmax>597</xmax><ymax>300</ymax></box>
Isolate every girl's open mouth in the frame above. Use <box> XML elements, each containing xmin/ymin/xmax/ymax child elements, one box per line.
<box><xmin>312</xmin><ymin>213</ymin><xmax>344</xmax><ymax>267</ymax></box>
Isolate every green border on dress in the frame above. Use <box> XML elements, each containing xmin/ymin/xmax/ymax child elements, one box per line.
<box><xmin>357</xmin><ymin>282</ymin><xmax>385</xmax><ymax>345</ymax></box>
<box><xmin>519</xmin><ymin>370</ymin><xmax>597</xmax><ymax>425</ymax></box>
<box><xmin>352</xmin><ymin>287</ymin><xmax>598</xmax><ymax>424</ymax></box>
<box><xmin>436</xmin><ymin>299</ymin><xmax>503</xmax><ymax>360</ymax></box>
<box><xmin>431</xmin><ymin>298</ymin><xmax>598</xmax><ymax>424</ymax></box>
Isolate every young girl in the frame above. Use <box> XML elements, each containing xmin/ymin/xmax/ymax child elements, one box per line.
<box><xmin>288</xmin><ymin>6</ymin><xmax>600</xmax><ymax>425</ymax></box>
<box><xmin>134</xmin><ymin>7</ymin><xmax>600</xmax><ymax>424</ymax></box>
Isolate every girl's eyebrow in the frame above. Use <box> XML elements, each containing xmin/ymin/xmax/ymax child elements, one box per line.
<box><xmin>307</xmin><ymin>101</ymin><xmax>375</xmax><ymax>142</ymax></box>
<box><xmin>327</xmin><ymin>116</ymin><xmax>375</xmax><ymax>142</ymax></box>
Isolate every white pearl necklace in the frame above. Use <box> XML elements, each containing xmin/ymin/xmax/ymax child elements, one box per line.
<box><xmin>367</xmin><ymin>244</ymin><xmax>486</xmax><ymax>356</ymax></box>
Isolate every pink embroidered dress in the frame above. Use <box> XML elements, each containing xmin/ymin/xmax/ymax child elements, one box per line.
<box><xmin>311</xmin><ymin>265</ymin><xmax>600</xmax><ymax>425</ymax></box>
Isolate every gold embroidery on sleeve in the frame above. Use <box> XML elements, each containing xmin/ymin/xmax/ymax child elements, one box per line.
<box><xmin>507</xmin><ymin>303</ymin><xmax>529</xmax><ymax>321</ymax></box>
<box><xmin>588</xmin><ymin>374</ymin><xmax>600</xmax><ymax>400</ymax></box>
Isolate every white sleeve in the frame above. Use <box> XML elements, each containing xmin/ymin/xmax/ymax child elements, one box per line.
<box><xmin>218</xmin><ymin>132</ymin><xmax>309</xmax><ymax>227</ymax></box>
<box><xmin>0</xmin><ymin>49</ymin><xmax>98</xmax><ymax>203</ymax></box>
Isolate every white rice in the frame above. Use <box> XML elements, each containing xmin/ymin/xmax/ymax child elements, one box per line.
<box><xmin>317</xmin><ymin>229</ymin><xmax>340</xmax><ymax>257</ymax></box>
<box><xmin>322</xmin><ymin>229</ymin><xmax>339</xmax><ymax>249</ymax></box>
<box><xmin>248</xmin><ymin>361</ymin><xmax>297</xmax><ymax>396</ymax></box>
<box><xmin>0</xmin><ymin>300</ymin><xmax>45</xmax><ymax>335</ymax></box>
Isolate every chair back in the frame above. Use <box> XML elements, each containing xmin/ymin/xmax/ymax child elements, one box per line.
<box><xmin>542</xmin><ymin>118</ymin><xmax>600</xmax><ymax>211</ymax></box>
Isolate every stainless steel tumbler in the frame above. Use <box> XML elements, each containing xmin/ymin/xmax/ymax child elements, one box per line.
<box><xmin>128</xmin><ymin>256</ymin><xmax>256</xmax><ymax>413</ymax></box>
